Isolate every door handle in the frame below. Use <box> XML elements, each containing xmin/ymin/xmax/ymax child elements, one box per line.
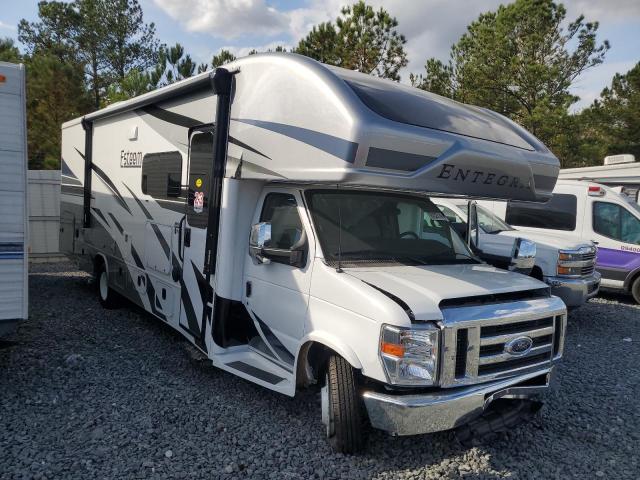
<box><xmin>184</xmin><ymin>227</ymin><xmax>191</xmax><ymax>247</ymax></box>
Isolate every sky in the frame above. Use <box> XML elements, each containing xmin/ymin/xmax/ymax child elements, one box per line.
<box><xmin>1</xmin><ymin>0</ymin><xmax>639</xmax><ymax>110</ymax></box>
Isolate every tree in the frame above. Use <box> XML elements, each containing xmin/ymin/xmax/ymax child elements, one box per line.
<box><xmin>412</xmin><ymin>0</ymin><xmax>609</xmax><ymax>164</ymax></box>
<box><xmin>0</xmin><ymin>38</ymin><xmax>22</xmax><ymax>63</ymax></box>
<box><xmin>19</xmin><ymin>0</ymin><xmax>159</xmax><ymax>108</ymax></box>
<box><xmin>585</xmin><ymin>62</ymin><xmax>640</xmax><ymax>161</ymax></box>
<box><xmin>296</xmin><ymin>22</ymin><xmax>343</xmax><ymax>66</ymax></box>
<box><xmin>26</xmin><ymin>54</ymin><xmax>91</xmax><ymax>169</ymax></box>
<box><xmin>211</xmin><ymin>49</ymin><xmax>236</xmax><ymax>69</ymax></box>
<box><xmin>103</xmin><ymin>68</ymin><xmax>155</xmax><ymax>105</ymax></box>
<box><xmin>294</xmin><ymin>1</ymin><xmax>407</xmax><ymax>81</ymax></box>
<box><xmin>102</xmin><ymin>0</ymin><xmax>159</xmax><ymax>82</ymax></box>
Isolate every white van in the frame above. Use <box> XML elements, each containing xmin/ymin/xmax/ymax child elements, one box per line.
<box><xmin>60</xmin><ymin>54</ymin><xmax>567</xmax><ymax>452</ymax></box>
<box><xmin>483</xmin><ymin>180</ymin><xmax>640</xmax><ymax>303</ymax></box>
<box><xmin>432</xmin><ymin>198</ymin><xmax>600</xmax><ymax>307</ymax></box>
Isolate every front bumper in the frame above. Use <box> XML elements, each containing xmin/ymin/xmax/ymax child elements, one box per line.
<box><xmin>545</xmin><ymin>272</ymin><xmax>601</xmax><ymax>307</ymax></box>
<box><xmin>363</xmin><ymin>368</ymin><xmax>553</xmax><ymax>436</ymax></box>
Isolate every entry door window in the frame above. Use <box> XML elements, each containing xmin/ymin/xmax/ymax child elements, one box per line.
<box><xmin>187</xmin><ymin>132</ymin><xmax>214</xmax><ymax>229</ymax></box>
<box><xmin>593</xmin><ymin>202</ymin><xmax>640</xmax><ymax>245</ymax></box>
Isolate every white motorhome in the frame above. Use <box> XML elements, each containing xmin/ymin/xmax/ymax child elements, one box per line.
<box><xmin>0</xmin><ymin>62</ymin><xmax>28</xmax><ymax>335</ymax></box>
<box><xmin>60</xmin><ymin>54</ymin><xmax>567</xmax><ymax>452</ymax></box>
<box><xmin>484</xmin><ymin>180</ymin><xmax>640</xmax><ymax>304</ymax></box>
<box><xmin>433</xmin><ymin>198</ymin><xmax>600</xmax><ymax>307</ymax></box>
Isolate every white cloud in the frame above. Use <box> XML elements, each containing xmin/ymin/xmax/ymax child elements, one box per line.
<box><xmin>0</xmin><ymin>20</ymin><xmax>17</xmax><ymax>32</ymax></box>
<box><xmin>152</xmin><ymin>0</ymin><xmax>290</xmax><ymax>39</ymax></box>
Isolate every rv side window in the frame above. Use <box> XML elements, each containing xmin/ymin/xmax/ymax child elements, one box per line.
<box><xmin>506</xmin><ymin>194</ymin><xmax>577</xmax><ymax>231</ymax></box>
<box><xmin>260</xmin><ymin>193</ymin><xmax>303</xmax><ymax>252</ymax></box>
<box><xmin>141</xmin><ymin>151</ymin><xmax>182</xmax><ymax>199</ymax></box>
<box><xmin>593</xmin><ymin>202</ymin><xmax>640</xmax><ymax>245</ymax></box>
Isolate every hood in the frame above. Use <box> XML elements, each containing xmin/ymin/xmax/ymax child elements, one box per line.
<box><xmin>345</xmin><ymin>264</ymin><xmax>548</xmax><ymax>321</ymax></box>
<box><xmin>497</xmin><ymin>229</ymin><xmax>590</xmax><ymax>250</ymax></box>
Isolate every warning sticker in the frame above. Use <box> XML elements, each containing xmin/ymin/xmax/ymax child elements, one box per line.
<box><xmin>193</xmin><ymin>191</ymin><xmax>204</xmax><ymax>213</ymax></box>
<box><xmin>195</xmin><ymin>178</ymin><xmax>203</xmax><ymax>188</ymax></box>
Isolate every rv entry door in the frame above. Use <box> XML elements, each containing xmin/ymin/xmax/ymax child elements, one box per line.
<box><xmin>178</xmin><ymin>128</ymin><xmax>215</xmax><ymax>348</ymax></box>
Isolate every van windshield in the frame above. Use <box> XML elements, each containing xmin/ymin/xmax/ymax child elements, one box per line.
<box><xmin>306</xmin><ymin>190</ymin><xmax>478</xmax><ymax>267</ymax></box>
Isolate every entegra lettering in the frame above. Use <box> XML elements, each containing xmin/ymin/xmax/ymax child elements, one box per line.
<box><xmin>120</xmin><ymin>150</ymin><xmax>143</xmax><ymax>168</ymax></box>
<box><xmin>436</xmin><ymin>163</ymin><xmax>530</xmax><ymax>189</ymax></box>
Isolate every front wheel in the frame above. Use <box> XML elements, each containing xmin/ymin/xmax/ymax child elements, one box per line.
<box><xmin>321</xmin><ymin>354</ymin><xmax>364</xmax><ymax>453</ymax></box>
<box><xmin>631</xmin><ymin>277</ymin><xmax>640</xmax><ymax>304</ymax></box>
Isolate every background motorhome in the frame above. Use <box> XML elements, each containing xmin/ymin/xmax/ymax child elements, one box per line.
<box><xmin>0</xmin><ymin>61</ymin><xmax>28</xmax><ymax>336</ymax></box>
<box><xmin>60</xmin><ymin>53</ymin><xmax>566</xmax><ymax>452</ymax></box>
<box><xmin>433</xmin><ymin>198</ymin><xmax>600</xmax><ymax>307</ymax></box>
<box><xmin>559</xmin><ymin>155</ymin><xmax>640</xmax><ymax>204</ymax></box>
<box><xmin>482</xmin><ymin>180</ymin><xmax>640</xmax><ymax>303</ymax></box>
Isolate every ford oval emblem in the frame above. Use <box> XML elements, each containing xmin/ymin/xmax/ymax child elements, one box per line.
<box><xmin>504</xmin><ymin>336</ymin><xmax>533</xmax><ymax>356</ymax></box>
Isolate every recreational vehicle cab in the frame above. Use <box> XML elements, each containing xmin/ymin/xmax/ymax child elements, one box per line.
<box><xmin>60</xmin><ymin>54</ymin><xmax>566</xmax><ymax>452</ymax></box>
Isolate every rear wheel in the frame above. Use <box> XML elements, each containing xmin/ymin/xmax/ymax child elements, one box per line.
<box><xmin>321</xmin><ymin>354</ymin><xmax>364</xmax><ymax>453</ymax></box>
<box><xmin>96</xmin><ymin>262</ymin><xmax>120</xmax><ymax>309</ymax></box>
<box><xmin>631</xmin><ymin>277</ymin><xmax>640</xmax><ymax>304</ymax></box>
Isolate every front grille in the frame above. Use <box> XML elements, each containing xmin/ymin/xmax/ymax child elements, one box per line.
<box><xmin>581</xmin><ymin>265</ymin><xmax>595</xmax><ymax>276</ymax></box>
<box><xmin>440</xmin><ymin>307</ymin><xmax>565</xmax><ymax>387</ymax></box>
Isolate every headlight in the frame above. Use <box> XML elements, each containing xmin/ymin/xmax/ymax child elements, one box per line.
<box><xmin>379</xmin><ymin>323</ymin><xmax>439</xmax><ymax>386</ymax></box>
<box><xmin>557</xmin><ymin>247</ymin><xmax>596</xmax><ymax>277</ymax></box>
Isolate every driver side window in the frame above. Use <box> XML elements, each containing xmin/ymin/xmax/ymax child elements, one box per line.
<box><xmin>260</xmin><ymin>193</ymin><xmax>304</xmax><ymax>251</ymax></box>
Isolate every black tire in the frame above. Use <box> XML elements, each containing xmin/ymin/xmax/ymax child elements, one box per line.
<box><xmin>322</xmin><ymin>354</ymin><xmax>364</xmax><ymax>453</ymax></box>
<box><xmin>631</xmin><ymin>277</ymin><xmax>640</xmax><ymax>304</ymax></box>
<box><xmin>96</xmin><ymin>262</ymin><xmax>121</xmax><ymax>309</ymax></box>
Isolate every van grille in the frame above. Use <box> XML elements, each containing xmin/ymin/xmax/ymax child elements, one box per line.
<box><xmin>439</xmin><ymin>303</ymin><xmax>566</xmax><ymax>388</ymax></box>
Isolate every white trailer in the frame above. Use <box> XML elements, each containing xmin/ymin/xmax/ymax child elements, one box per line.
<box><xmin>0</xmin><ymin>62</ymin><xmax>28</xmax><ymax>336</ymax></box>
<box><xmin>60</xmin><ymin>53</ymin><xmax>566</xmax><ymax>452</ymax></box>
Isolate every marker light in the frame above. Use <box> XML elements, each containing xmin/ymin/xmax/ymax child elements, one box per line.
<box><xmin>588</xmin><ymin>185</ymin><xmax>605</xmax><ymax>197</ymax></box>
<box><xmin>0</xmin><ymin>74</ymin><xmax>6</xmax><ymax>84</ymax></box>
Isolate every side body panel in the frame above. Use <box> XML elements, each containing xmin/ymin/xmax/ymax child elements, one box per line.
<box><xmin>0</xmin><ymin>62</ymin><xmax>28</xmax><ymax>325</ymax></box>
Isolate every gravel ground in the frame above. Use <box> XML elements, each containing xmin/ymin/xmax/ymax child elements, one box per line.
<box><xmin>1</xmin><ymin>262</ymin><xmax>639</xmax><ymax>479</ymax></box>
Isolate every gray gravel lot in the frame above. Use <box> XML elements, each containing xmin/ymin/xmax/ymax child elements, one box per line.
<box><xmin>1</xmin><ymin>262</ymin><xmax>639</xmax><ymax>479</ymax></box>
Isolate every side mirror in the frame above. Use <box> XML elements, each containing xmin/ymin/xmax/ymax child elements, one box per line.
<box><xmin>249</xmin><ymin>222</ymin><xmax>308</xmax><ymax>268</ymax></box>
<box><xmin>466</xmin><ymin>201</ymin><xmax>480</xmax><ymax>248</ymax></box>
<box><xmin>509</xmin><ymin>238</ymin><xmax>536</xmax><ymax>275</ymax></box>
<box><xmin>249</xmin><ymin>222</ymin><xmax>272</xmax><ymax>265</ymax></box>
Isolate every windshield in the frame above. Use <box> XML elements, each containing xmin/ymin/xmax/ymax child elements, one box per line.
<box><xmin>453</xmin><ymin>203</ymin><xmax>514</xmax><ymax>233</ymax></box>
<box><xmin>306</xmin><ymin>190</ymin><xmax>477</xmax><ymax>266</ymax></box>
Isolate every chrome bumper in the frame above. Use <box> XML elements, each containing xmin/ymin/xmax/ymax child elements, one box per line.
<box><xmin>545</xmin><ymin>272</ymin><xmax>601</xmax><ymax>307</ymax></box>
<box><xmin>363</xmin><ymin>368</ymin><xmax>553</xmax><ymax>436</ymax></box>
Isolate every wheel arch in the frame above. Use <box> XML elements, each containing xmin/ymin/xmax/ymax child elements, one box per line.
<box><xmin>295</xmin><ymin>333</ymin><xmax>363</xmax><ymax>389</ymax></box>
<box><xmin>623</xmin><ymin>265</ymin><xmax>640</xmax><ymax>292</ymax></box>
<box><xmin>92</xmin><ymin>252</ymin><xmax>109</xmax><ymax>278</ymax></box>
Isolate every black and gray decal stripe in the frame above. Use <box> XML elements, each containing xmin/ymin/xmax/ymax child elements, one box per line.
<box><xmin>61</xmin><ymin>157</ymin><xmax>79</xmax><ymax>179</ymax></box>
<box><xmin>131</xmin><ymin>244</ymin><xmax>144</xmax><ymax>269</ymax></box>
<box><xmin>140</xmin><ymin>106</ymin><xmax>272</xmax><ymax>160</ymax></box>
<box><xmin>75</xmin><ymin>147</ymin><xmax>133</xmax><ymax>215</ymax></box>
<box><xmin>145</xmin><ymin>274</ymin><xmax>166</xmax><ymax>321</ymax></box>
<box><xmin>225</xmin><ymin>361</ymin><xmax>284</xmax><ymax>385</ymax></box>
<box><xmin>91</xmin><ymin>207</ymin><xmax>110</xmax><ymax>227</ymax></box>
<box><xmin>108</xmin><ymin>213</ymin><xmax>124</xmax><ymax>235</ymax></box>
<box><xmin>233</xmin><ymin>118</ymin><xmax>358</xmax><ymax>163</ymax></box>
<box><xmin>62</xmin><ymin>185</ymin><xmax>84</xmax><ymax>196</ymax></box>
<box><xmin>62</xmin><ymin>175</ymin><xmax>82</xmax><ymax>186</ymax></box>
<box><xmin>122</xmin><ymin>183</ymin><xmax>152</xmax><ymax>219</ymax></box>
<box><xmin>252</xmin><ymin>312</ymin><xmax>295</xmax><ymax>366</ymax></box>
